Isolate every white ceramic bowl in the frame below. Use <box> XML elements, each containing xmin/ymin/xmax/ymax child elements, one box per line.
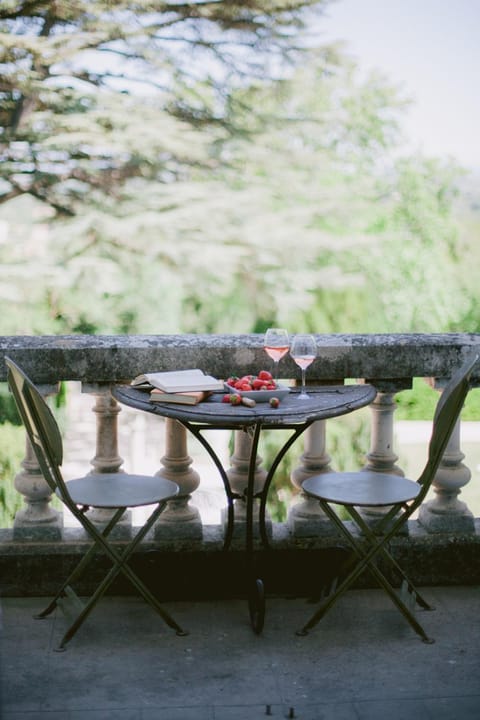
<box><xmin>224</xmin><ymin>382</ymin><xmax>290</xmax><ymax>403</ymax></box>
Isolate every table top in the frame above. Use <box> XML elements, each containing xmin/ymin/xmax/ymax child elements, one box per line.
<box><xmin>113</xmin><ymin>384</ymin><xmax>376</xmax><ymax>429</ymax></box>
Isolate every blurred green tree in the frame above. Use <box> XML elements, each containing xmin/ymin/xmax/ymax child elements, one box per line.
<box><xmin>1</xmin><ymin>1</ymin><xmax>477</xmax><ymax>338</ymax></box>
<box><xmin>0</xmin><ymin>0</ymin><xmax>330</xmax><ymax>216</ymax></box>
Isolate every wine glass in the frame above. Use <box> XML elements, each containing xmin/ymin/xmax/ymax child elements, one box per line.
<box><xmin>290</xmin><ymin>334</ymin><xmax>317</xmax><ymax>400</ymax></box>
<box><xmin>263</xmin><ymin>328</ymin><xmax>290</xmax><ymax>381</ymax></box>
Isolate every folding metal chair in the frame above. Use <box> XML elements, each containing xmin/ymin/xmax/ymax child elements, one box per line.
<box><xmin>297</xmin><ymin>354</ymin><xmax>478</xmax><ymax>643</ymax></box>
<box><xmin>6</xmin><ymin>357</ymin><xmax>188</xmax><ymax>651</ymax></box>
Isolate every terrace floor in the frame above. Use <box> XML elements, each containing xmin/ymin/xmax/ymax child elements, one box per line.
<box><xmin>1</xmin><ymin>586</ymin><xmax>480</xmax><ymax>720</ymax></box>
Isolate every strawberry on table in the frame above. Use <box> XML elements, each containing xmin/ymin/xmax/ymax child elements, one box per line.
<box><xmin>252</xmin><ymin>378</ymin><xmax>266</xmax><ymax>390</ymax></box>
<box><xmin>225</xmin><ymin>370</ymin><xmax>285</xmax><ymax>402</ymax></box>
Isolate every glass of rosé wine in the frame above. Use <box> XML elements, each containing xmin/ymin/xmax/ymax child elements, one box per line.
<box><xmin>290</xmin><ymin>334</ymin><xmax>317</xmax><ymax>400</ymax></box>
<box><xmin>263</xmin><ymin>328</ymin><xmax>290</xmax><ymax>381</ymax></box>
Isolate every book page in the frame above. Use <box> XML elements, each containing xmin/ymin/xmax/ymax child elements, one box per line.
<box><xmin>143</xmin><ymin>369</ymin><xmax>222</xmax><ymax>392</ymax></box>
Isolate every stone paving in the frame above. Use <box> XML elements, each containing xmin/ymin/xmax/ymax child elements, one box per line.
<box><xmin>1</xmin><ymin>586</ymin><xmax>480</xmax><ymax>719</ymax></box>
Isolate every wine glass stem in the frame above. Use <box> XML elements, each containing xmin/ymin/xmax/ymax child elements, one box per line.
<box><xmin>301</xmin><ymin>368</ymin><xmax>306</xmax><ymax>395</ymax></box>
<box><xmin>273</xmin><ymin>360</ymin><xmax>279</xmax><ymax>381</ymax></box>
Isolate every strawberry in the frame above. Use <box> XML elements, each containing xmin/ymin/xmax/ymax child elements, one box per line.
<box><xmin>230</xmin><ymin>393</ymin><xmax>242</xmax><ymax>405</ymax></box>
<box><xmin>252</xmin><ymin>378</ymin><xmax>266</xmax><ymax>390</ymax></box>
<box><xmin>258</xmin><ymin>370</ymin><xmax>273</xmax><ymax>381</ymax></box>
<box><xmin>222</xmin><ymin>394</ymin><xmax>232</xmax><ymax>403</ymax></box>
<box><xmin>239</xmin><ymin>375</ymin><xmax>254</xmax><ymax>383</ymax></box>
<box><xmin>269</xmin><ymin>397</ymin><xmax>280</xmax><ymax>408</ymax></box>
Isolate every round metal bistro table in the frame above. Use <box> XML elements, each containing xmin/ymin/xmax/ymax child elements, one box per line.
<box><xmin>113</xmin><ymin>383</ymin><xmax>376</xmax><ymax>633</ymax></box>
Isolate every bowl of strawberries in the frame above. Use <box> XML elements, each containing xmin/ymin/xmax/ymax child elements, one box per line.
<box><xmin>224</xmin><ymin>370</ymin><xmax>290</xmax><ymax>403</ymax></box>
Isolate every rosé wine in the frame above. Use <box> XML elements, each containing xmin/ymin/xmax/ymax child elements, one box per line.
<box><xmin>264</xmin><ymin>345</ymin><xmax>289</xmax><ymax>363</ymax></box>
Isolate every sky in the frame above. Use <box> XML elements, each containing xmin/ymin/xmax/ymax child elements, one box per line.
<box><xmin>319</xmin><ymin>0</ymin><xmax>480</xmax><ymax>169</ymax></box>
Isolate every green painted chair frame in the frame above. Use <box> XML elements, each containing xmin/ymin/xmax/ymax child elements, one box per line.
<box><xmin>6</xmin><ymin>357</ymin><xmax>188</xmax><ymax>651</ymax></box>
<box><xmin>298</xmin><ymin>354</ymin><xmax>478</xmax><ymax>643</ymax></box>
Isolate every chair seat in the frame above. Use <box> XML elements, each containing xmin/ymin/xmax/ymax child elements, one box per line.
<box><xmin>302</xmin><ymin>471</ymin><xmax>421</xmax><ymax>507</ymax></box>
<box><xmin>60</xmin><ymin>473</ymin><xmax>179</xmax><ymax>508</ymax></box>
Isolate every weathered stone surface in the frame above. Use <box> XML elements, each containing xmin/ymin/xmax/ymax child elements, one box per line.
<box><xmin>1</xmin><ymin>333</ymin><xmax>479</xmax><ymax>384</ymax></box>
<box><xmin>0</xmin><ymin>520</ymin><xmax>479</xmax><ymax>598</ymax></box>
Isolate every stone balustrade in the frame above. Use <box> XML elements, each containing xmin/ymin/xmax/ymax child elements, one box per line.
<box><xmin>1</xmin><ymin>333</ymin><xmax>479</xmax><ymax>594</ymax></box>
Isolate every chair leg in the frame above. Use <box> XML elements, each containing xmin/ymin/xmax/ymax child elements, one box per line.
<box><xmin>354</xmin><ymin>551</ymin><xmax>434</xmax><ymax>643</ymax></box>
<box><xmin>307</xmin><ymin>548</ymin><xmax>352</xmax><ymax>604</ymax></box>
<box><xmin>55</xmin><ymin>548</ymin><xmax>186</xmax><ymax>651</ymax></box>
<box><xmin>35</xmin><ymin>508</ymin><xmax>126</xmax><ymax>621</ymax></box>
<box><xmin>355</xmin><ymin>506</ymin><xmax>435</xmax><ymax>613</ymax></box>
<box><xmin>297</xmin><ymin>547</ymin><xmax>434</xmax><ymax>643</ymax></box>
<box><xmin>348</xmin><ymin>506</ymin><xmax>435</xmax><ymax>614</ymax></box>
<box><xmin>51</xmin><ymin>503</ymin><xmax>188</xmax><ymax>650</ymax></box>
<box><xmin>297</xmin><ymin>502</ymin><xmax>435</xmax><ymax>643</ymax></box>
<box><xmin>85</xmin><ymin>503</ymin><xmax>188</xmax><ymax>634</ymax></box>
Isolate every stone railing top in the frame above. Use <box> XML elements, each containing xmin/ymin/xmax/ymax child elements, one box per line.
<box><xmin>0</xmin><ymin>333</ymin><xmax>479</xmax><ymax>385</ymax></box>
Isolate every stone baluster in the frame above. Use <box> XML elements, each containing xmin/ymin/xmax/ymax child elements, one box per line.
<box><xmin>13</xmin><ymin>383</ymin><xmax>62</xmax><ymax>540</ymax></box>
<box><xmin>224</xmin><ymin>428</ymin><xmax>268</xmax><ymax>540</ymax></box>
<box><xmin>155</xmin><ymin>418</ymin><xmax>202</xmax><ymax>540</ymax></box>
<box><xmin>73</xmin><ymin>384</ymin><xmax>130</xmax><ymax>537</ymax></box>
<box><xmin>358</xmin><ymin>382</ymin><xmax>408</xmax><ymax>531</ymax></box>
<box><xmin>288</xmin><ymin>420</ymin><xmax>334</xmax><ymax>536</ymax></box>
<box><xmin>418</xmin><ymin>378</ymin><xmax>475</xmax><ymax>534</ymax></box>
<box><xmin>90</xmin><ymin>387</ymin><xmax>124</xmax><ymax>475</ymax></box>
<box><xmin>363</xmin><ymin>384</ymin><xmax>406</xmax><ymax>475</ymax></box>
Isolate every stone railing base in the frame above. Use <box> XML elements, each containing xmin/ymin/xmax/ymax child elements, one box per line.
<box><xmin>1</xmin><ymin>520</ymin><xmax>479</xmax><ymax>599</ymax></box>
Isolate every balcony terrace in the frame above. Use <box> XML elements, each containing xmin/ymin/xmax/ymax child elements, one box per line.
<box><xmin>1</xmin><ymin>333</ymin><xmax>480</xmax><ymax>718</ymax></box>
<box><xmin>2</xmin><ymin>587</ymin><xmax>480</xmax><ymax>719</ymax></box>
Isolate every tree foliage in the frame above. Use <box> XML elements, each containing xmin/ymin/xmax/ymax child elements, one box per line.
<box><xmin>0</xmin><ymin>0</ymin><xmax>328</xmax><ymax>215</ymax></box>
<box><xmin>0</xmin><ymin>1</ymin><xmax>477</xmax><ymax>339</ymax></box>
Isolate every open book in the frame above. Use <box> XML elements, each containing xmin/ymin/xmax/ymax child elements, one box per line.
<box><xmin>131</xmin><ymin>368</ymin><xmax>223</xmax><ymax>393</ymax></box>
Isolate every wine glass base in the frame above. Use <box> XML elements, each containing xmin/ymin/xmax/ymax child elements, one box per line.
<box><xmin>296</xmin><ymin>392</ymin><xmax>310</xmax><ymax>400</ymax></box>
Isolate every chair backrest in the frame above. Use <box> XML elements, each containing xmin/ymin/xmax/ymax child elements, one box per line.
<box><xmin>5</xmin><ymin>357</ymin><xmax>67</xmax><ymax>499</ymax></box>
<box><xmin>417</xmin><ymin>354</ymin><xmax>478</xmax><ymax>495</ymax></box>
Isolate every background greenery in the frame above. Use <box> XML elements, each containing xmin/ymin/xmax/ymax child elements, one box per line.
<box><xmin>2</xmin><ymin>1</ymin><xmax>479</xmax><ymax>341</ymax></box>
<box><xmin>0</xmin><ymin>421</ymin><xmax>24</xmax><ymax>526</ymax></box>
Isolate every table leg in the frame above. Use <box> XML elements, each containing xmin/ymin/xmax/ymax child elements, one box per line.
<box><xmin>181</xmin><ymin>421</ymin><xmax>266</xmax><ymax>632</ymax></box>
<box><xmin>245</xmin><ymin>423</ymin><xmax>266</xmax><ymax>633</ymax></box>
<box><xmin>181</xmin><ymin>423</ymin><xmax>240</xmax><ymax>550</ymax></box>
<box><xmin>258</xmin><ymin>424</ymin><xmax>311</xmax><ymax>549</ymax></box>
<box><xmin>248</xmin><ymin>578</ymin><xmax>265</xmax><ymax>634</ymax></box>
